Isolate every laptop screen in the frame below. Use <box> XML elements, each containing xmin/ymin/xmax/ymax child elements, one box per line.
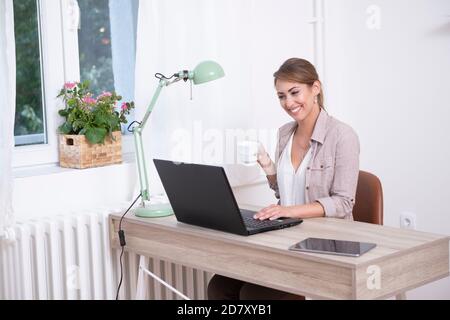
<box><xmin>153</xmin><ymin>159</ymin><xmax>248</xmax><ymax>235</ymax></box>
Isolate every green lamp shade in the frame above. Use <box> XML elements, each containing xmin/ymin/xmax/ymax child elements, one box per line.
<box><xmin>192</xmin><ymin>60</ymin><xmax>225</xmax><ymax>85</ymax></box>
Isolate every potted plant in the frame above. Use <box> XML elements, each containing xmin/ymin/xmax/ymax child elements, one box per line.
<box><xmin>57</xmin><ymin>81</ymin><xmax>134</xmax><ymax>169</ymax></box>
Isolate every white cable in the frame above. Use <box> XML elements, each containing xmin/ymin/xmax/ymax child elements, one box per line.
<box><xmin>139</xmin><ymin>265</ymin><xmax>191</xmax><ymax>300</ymax></box>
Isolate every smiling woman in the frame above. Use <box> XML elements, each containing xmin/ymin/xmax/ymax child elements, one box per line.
<box><xmin>208</xmin><ymin>58</ymin><xmax>361</xmax><ymax>300</ymax></box>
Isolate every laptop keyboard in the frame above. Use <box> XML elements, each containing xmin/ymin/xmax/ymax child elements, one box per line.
<box><xmin>242</xmin><ymin>215</ymin><xmax>281</xmax><ymax>229</ymax></box>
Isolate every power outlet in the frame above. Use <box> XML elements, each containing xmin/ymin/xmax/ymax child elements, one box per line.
<box><xmin>400</xmin><ymin>212</ymin><xmax>417</xmax><ymax>230</ymax></box>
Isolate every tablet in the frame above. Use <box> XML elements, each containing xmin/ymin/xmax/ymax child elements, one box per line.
<box><xmin>288</xmin><ymin>237</ymin><xmax>376</xmax><ymax>257</ymax></box>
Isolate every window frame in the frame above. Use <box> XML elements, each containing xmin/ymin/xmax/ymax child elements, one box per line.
<box><xmin>13</xmin><ymin>0</ymin><xmax>134</xmax><ymax>169</ymax></box>
<box><xmin>13</xmin><ymin>0</ymin><xmax>48</xmax><ymax>147</ymax></box>
<box><xmin>13</xmin><ymin>0</ymin><xmax>65</xmax><ymax>167</ymax></box>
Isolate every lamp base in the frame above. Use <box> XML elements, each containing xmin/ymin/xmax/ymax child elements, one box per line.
<box><xmin>134</xmin><ymin>203</ymin><xmax>174</xmax><ymax>218</ymax></box>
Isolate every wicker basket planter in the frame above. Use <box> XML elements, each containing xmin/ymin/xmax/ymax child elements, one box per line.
<box><xmin>59</xmin><ymin>131</ymin><xmax>122</xmax><ymax>169</ymax></box>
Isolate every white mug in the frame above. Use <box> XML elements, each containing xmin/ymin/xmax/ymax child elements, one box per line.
<box><xmin>237</xmin><ymin>140</ymin><xmax>259</xmax><ymax>166</ymax></box>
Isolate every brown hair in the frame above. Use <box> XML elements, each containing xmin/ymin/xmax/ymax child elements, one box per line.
<box><xmin>273</xmin><ymin>58</ymin><xmax>324</xmax><ymax>109</ymax></box>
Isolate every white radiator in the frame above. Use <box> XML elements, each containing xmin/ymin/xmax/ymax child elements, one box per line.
<box><xmin>0</xmin><ymin>208</ymin><xmax>211</xmax><ymax>300</ymax></box>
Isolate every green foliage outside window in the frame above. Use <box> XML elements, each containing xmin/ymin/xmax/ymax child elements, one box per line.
<box><xmin>13</xmin><ymin>0</ymin><xmax>44</xmax><ymax>137</ymax></box>
<box><xmin>78</xmin><ymin>0</ymin><xmax>114</xmax><ymax>96</ymax></box>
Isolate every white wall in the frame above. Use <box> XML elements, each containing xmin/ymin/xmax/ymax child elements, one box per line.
<box><xmin>323</xmin><ymin>0</ymin><xmax>450</xmax><ymax>299</ymax></box>
<box><xmin>235</xmin><ymin>0</ymin><xmax>450</xmax><ymax>299</ymax></box>
<box><xmin>324</xmin><ymin>0</ymin><xmax>450</xmax><ymax>233</ymax></box>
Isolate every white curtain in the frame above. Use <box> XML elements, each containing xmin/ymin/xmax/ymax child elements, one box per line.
<box><xmin>134</xmin><ymin>0</ymin><xmax>315</xmax><ymax>193</ymax></box>
<box><xmin>0</xmin><ymin>0</ymin><xmax>16</xmax><ymax>239</ymax></box>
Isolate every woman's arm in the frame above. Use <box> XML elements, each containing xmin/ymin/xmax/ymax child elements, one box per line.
<box><xmin>257</xmin><ymin>143</ymin><xmax>280</xmax><ymax>199</ymax></box>
<box><xmin>256</xmin><ymin>125</ymin><xmax>360</xmax><ymax>220</ymax></box>
<box><xmin>315</xmin><ymin>126</ymin><xmax>360</xmax><ymax>218</ymax></box>
<box><xmin>254</xmin><ymin>202</ymin><xmax>325</xmax><ymax>220</ymax></box>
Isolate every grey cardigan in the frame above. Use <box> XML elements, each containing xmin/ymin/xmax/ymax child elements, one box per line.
<box><xmin>269</xmin><ymin>109</ymin><xmax>360</xmax><ymax>219</ymax></box>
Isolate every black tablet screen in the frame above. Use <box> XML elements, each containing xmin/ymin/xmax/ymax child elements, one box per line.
<box><xmin>289</xmin><ymin>237</ymin><xmax>376</xmax><ymax>257</ymax></box>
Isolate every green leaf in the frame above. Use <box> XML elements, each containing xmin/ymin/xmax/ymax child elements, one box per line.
<box><xmin>81</xmin><ymin>80</ymin><xmax>90</xmax><ymax>88</ymax></box>
<box><xmin>86</xmin><ymin>127</ymin><xmax>107</xmax><ymax>144</ymax></box>
<box><xmin>108</xmin><ymin>117</ymin><xmax>119</xmax><ymax>129</ymax></box>
<box><xmin>72</xmin><ymin>119</ymin><xmax>85</xmax><ymax>132</ymax></box>
<box><xmin>58</xmin><ymin>109</ymin><xmax>69</xmax><ymax>117</ymax></box>
<box><xmin>58</xmin><ymin>121</ymin><xmax>72</xmax><ymax>134</ymax></box>
<box><xmin>67</xmin><ymin>98</ymin><xmax>78</xmax><ymax>108</ymax></box>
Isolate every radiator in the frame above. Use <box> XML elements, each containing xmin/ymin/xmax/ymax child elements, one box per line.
<box><xmin>0</xmin><ymin>208</ymin><xmax>212</xmax><ymax>300</ymax></box>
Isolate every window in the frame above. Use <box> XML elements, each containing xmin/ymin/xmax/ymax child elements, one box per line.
<box><xmin>78</xmin><ymin>0</ymin><xmax>138</xmax><ymax>121</ymax></box>
<box><xmin>78</xmin><ymin>0</ymin><xmax>114</xmax><ymax>95</ymax></box>
<box><xmin>13</xmin><ymin>0</ymin><xmax>138</xmax><ymax>166</ymax></box>
<box><xmin>13</xmin><ymin>0</ymin><xmax>46</xmax><ymax>146</ymax></box>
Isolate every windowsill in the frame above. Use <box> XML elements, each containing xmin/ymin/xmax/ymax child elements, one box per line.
<box><xmin>13</xmin><ymin>132</ymin><xmax>135</xmax><ymax>169</ymax></box>
<box><xmin>13</xmin><ymin>152</ymin><xmax>136</xmax><ymax>179</ymax></box>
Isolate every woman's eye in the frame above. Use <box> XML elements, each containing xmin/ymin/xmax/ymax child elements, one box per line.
<box><xmin>291</xmin><ymin>91</ymin><xmax>299</xmax><ymax>95</ymax></box>
<box><xmin>278</xmin><ymin>96</ymin><xmax>285</xmax><ymax>100</ymax></box>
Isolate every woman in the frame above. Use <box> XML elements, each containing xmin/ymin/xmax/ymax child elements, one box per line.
<box><xmin>207</xmin><ymin>58</ymin><xmax>360</xmax><ymax>300</ymax></box>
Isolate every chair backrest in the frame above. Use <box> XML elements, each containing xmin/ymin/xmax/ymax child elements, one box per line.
<box><xmin>352</xmin><ymin>170</ymin><xmax>383</xmax><ymax>225</ymax></box>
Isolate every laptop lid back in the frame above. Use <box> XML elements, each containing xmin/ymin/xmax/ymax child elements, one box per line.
<box><xmin>153</xmin><ymin>159</ymin><xmax>248</xmax><ymax>235</ymax></box>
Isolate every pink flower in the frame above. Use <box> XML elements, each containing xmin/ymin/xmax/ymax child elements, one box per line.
<box><xmin>82</xmin><ymin>96</ymin><xmax>97</xmax><ymax>105</ymax></box>
<box><xmin>64</xmin><ymin>82</ymin><xmax>77</xmax><ymax>90</ymax></box>
<box><xmin>121</xmin><ymin>102</ymin><xmax>128</xmax><ymax>111</ymax></box>
<box><xmin>98</xmin><ymin>91</ymin><xmax>112</xmax><ymax>99</ymax></box>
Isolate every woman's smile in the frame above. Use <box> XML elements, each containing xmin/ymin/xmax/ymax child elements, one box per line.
<box><xmin>288</xmin><ymin>105</ymin><xmax>302</xmax><ymax>114</ymax></box>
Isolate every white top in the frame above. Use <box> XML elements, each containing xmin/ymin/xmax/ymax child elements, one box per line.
<box><xmin>276</xmin><ymin>132</ymin><xmax>313</xmax><ymax>206</ymax></box>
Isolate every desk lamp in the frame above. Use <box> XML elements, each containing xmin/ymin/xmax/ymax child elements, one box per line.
<box><xmin>131</xmin><ymin>60</ymin><xmax>225</xmax><ymax>218</ymax></box>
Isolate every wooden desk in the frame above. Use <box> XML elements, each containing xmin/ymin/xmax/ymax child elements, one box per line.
<box><xmin>109</xmin><ymin>210</ymin><xmax>449</xmax><ymax>300</ymax></box>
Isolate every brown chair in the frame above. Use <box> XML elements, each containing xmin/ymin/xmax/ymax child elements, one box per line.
<box><xmin>352</xmin><ymin>171</ymin><xmax>406</xmax><ymax>299</ymax></box>
<box><xmin>352</xmin><ymin>170</ymin><xmax>383</xmax><ymax>225</ymax></box>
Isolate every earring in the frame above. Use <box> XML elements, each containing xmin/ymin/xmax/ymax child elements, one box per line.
<box><xmin>314</xmin><ymin>96</ymin><xmax>318</xmax><ymax>104</ymax></box>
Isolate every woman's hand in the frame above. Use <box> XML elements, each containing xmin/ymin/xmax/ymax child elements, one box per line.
<box><xmin>253</xmin><ymin>204</ymin><xmax>296</xmax><ymax>220</ymax></box>
<box><xmin>254</xmin><ymin>202</ymin><xmax>326</xmax><ymax>220</ymax></box>
<box><xmin>257</xmin><ymin>142</ymin><xmax>276</xmax><ymax>176</ymax></box>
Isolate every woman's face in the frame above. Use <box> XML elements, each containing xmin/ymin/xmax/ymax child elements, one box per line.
<box><xmin>275</xmin><ymin>79</ymin><xmax>320</xmax><ymax>122</ymax></box>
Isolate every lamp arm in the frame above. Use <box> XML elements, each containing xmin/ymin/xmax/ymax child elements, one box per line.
<box><xmin>132</xmin><ymin>75</ymin><xmax>186</xmax><ymax>203</ymax></box>
<box><xmin>133</xmin><ymin>79</ymin><xmax>166</xmax><ymax>202</ymax></box>
<box><xmin>139</xmin><ymin>80</ymin><xmax>165</xmax><ymax>130</ymax></box>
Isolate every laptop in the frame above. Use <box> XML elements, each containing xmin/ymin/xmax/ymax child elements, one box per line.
<box><xmin>153</xmin><ymin>159</ymin><xmax>303</xmax><ymax>236</ymax></box>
